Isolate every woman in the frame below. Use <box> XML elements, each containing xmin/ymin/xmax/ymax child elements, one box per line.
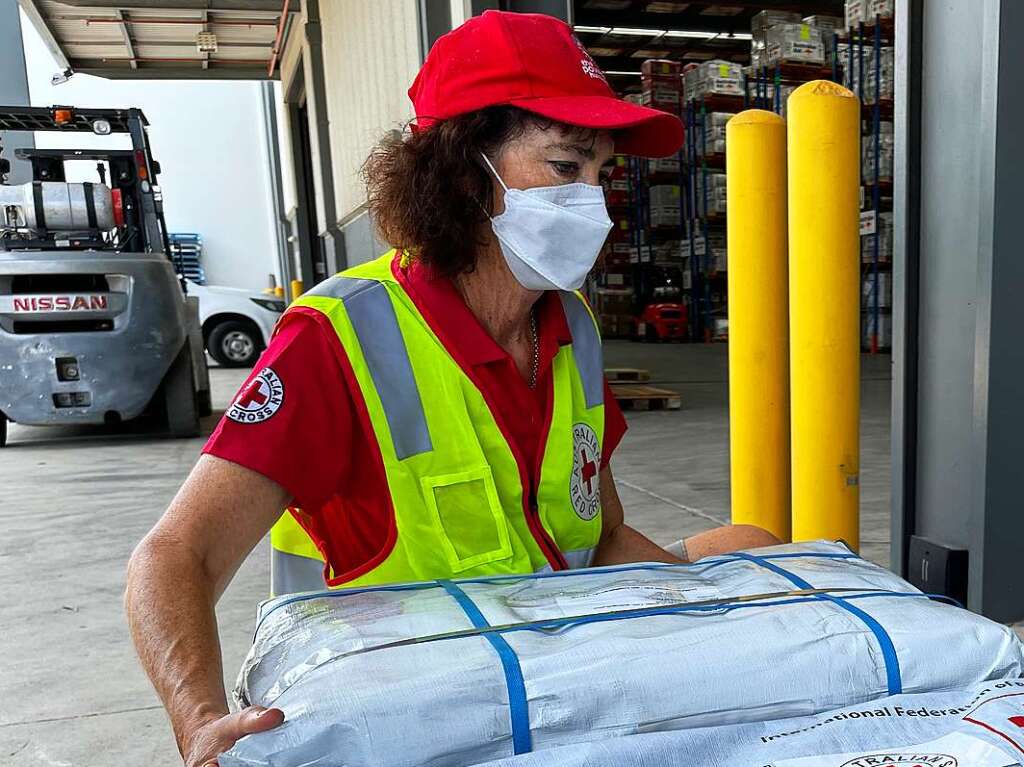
<box><xmin>125</xmin><ymin>11</ymin><xmax>778</xmax><ymax>767</ymax></box>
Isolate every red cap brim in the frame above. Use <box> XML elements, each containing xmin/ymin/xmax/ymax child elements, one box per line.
<box><xmin>507</xmin><ymin>95</ymin><xmax>684</xmax><ymax>158</ymax></box>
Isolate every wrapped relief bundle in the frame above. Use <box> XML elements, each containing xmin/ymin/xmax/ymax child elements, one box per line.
<box><xmin>221</xmin><ymin>541</ymin><xmax>1023</xmax><ymax>767</ymax></box>
<box><xmin>479</xmin><ymin>679</ymin><xmax>1024</xmax><ymax>767</ymax></box>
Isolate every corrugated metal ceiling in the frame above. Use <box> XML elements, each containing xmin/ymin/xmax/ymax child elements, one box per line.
<box><xmin>18</xmin><ymin>0</ymin><xmax>298</xmax><ymax>80</ymax></box>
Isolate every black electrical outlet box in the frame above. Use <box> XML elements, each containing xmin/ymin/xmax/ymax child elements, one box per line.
<box><xmin>907</xmin><ymin>535</ymin><xmax>968</xmax><ymax>607</ymax></box>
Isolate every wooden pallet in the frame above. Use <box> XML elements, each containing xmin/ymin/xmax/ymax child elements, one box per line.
<box><xmin>611</xmin><ymin>384</ymin><xmax>682</xmax><ymax>411</ymax></box>
<box><xmin>604</xmin><ymin>367</ymin><xmax>650</xmax><ymax>383</ymax></box>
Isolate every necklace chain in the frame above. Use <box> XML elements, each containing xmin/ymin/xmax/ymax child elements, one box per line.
<box><xmin>528</xmin><ymin>310</ymin><xmax>539</xmax><ymax>390</ymax></box>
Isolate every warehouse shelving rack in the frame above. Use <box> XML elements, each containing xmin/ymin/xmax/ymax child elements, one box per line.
<box><xmin>839</xmin><ymin>14</ymin><xmax>894</xmax><ymax>353</ymax></box>
<box><xmin>622</xmin><ymin>150</ymin><xmax>693</xmax><ymax>339</ymax></box>
<box><xmin>682</xmin><ymin>93</ymin><xmax>742</xmax><ymax>342</ymax></box>
<box><xmin>744</xmin><ymin>62</ymin><xmax>837</xmax><ymax>114</ymax></box>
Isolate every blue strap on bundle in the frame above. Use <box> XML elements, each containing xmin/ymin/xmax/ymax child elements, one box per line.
<box><xmin>732</xmin><ymin>552</ymin><xmax>903</xmax><ymax>695</ymax></box>
<box><xmin>438</xmin><ymin>579</ymin><xmax>533</xmax><ymax>754</ymax></box>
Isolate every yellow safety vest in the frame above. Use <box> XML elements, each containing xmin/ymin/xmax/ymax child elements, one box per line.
<box><xmin>270</xmin><ymin>251</ymin><xmax>606</xmax><ymax>595</ymax></box>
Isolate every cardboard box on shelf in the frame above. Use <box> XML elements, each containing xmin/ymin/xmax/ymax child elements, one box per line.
<box><xmin>594</xmin><ymin>287</ymin><xmax>633</xmax><ymax>312</ymax></box>
<box><xmin>650</xmin><ymin>205</ymin><xmax>682</xmax><ymax>228</ymax></box>
<box><xmin>694</xmin><ymin>112</ymin><xmax>734</xmax><ymax>156</ymax></box>
<box><xmin>867</xmin><ymin>0</ymin><xmax>895</xmax><ymax>21</ymax></box>
<box><xmin>601</xmin><ymin>270</ymin><xmax>631</xmax><ymax>288</ymax></box>
<box><xmin>804</xmin><ymin>15</ymin><xmax>843</xmax><ymax>60</ymax></box>
<box><xmin>765</xmin><ymin>23</ymin><xmax>826</xmax><ymax>66</ymax></box>
<box><xmin>641</xmin><ymin>58</ymin><xmax>682</xmax><ymax>88</ymax></box>
<box><xmin>648</xmin><ymin>157</ymin><xmax>681</xmax><ymax>175</ymax></box>
<box><xmin>861</xmin><ymin>238</ymin><xmax>892</xmax><ymax>264</ymax></box>
<box><xmin>652</xmin><ymin>240</ymin><xmax>686</xmax><ymax>264</ymax></box>
<box><xmin>649</xmin><ymin>184</ymin><xmax>681</xmax><ymax>208</ymax></box>
<box><xmin>844</xmin><ymin>46</ymin><xmax>894</xmax><ymax>102</ymax></box>
<box><xmin>845</xmin><ymin>0</ymin><xmax>867</xmax><ymax>31</ymax></box>
<box><xmin>804</xmin><ymin>14</ymin><xmax>843</xmax><ymax>30</ymax></box>
<box><xmin>696</xmin><ymin>138</ymin><xmax>727</xmax><ymax>158</ymax></box>
<box><xmin>862</xmin><ymin>310</ymin><xmax>892</xmax><ymax>348</ymax></box>
<box><xmin>861</xmin><ymin>213</ymin><xmax>893</xmax><ymax>263</ymax></box>
<box><xmin>845</xmin><ymin>0</ymin><xmax>895</xmax><ymax>31</ymax></box>
<box><xmin>641</xmin><ymin>85</ymin><xmax>682</xmax><ymax>114</ymax></box>
<box><xmin>862</xmin><ymin>272</ymin><xmax>892</xmax><ymax>309</ymax></box>
<box><xmin>751</xmin><ymin>9</ymin><xmax>802</xmax><ymax>34</ymax></box>
<box><xmin>685</xmin><ymin>60</ymin><xmax>744</xmax><ymax>99</ymax></box>
<box><xmin>862</xmin><ymin>131</ymin><xmax>893</xmax><ymax>183</ymax></box>
<box><xmin>751</xmin><ymin>10</ymin><xmax>801</xmax><ymax>68</ymax></box>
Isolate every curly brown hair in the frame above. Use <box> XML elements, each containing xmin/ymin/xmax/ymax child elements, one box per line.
<box><xmin>363</xmin><ymin>106</ymin><xmax>594</xmax><ymax>277</ymax></box>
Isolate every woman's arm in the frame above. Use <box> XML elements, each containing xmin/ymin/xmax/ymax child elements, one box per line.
<box><xmin>592</xmin><ymin>466</ymin><xmax>784</xmax><ymax>567</ymax></box>
<box><xmin>125</xmin><ymin>455</ymin><xmax>289</xmax><ymax>767</ymax></box>
<box><xmin>592</xmin><ymin>466</ymin><xmax>683</xmax><ymax>566</ymax></box>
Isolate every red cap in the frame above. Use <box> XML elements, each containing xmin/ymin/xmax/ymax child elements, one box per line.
<box><xmin>408</xmin><ymin>10</ymin><xmax>684</xmax><ymax>158</ymax></box>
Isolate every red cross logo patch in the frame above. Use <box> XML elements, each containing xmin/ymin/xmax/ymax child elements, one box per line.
<box><xmin>226</xmin><ymin>367</ymin><xmax>284</xmax><ymax>424</ymax></box>
<box><xmin>569</xmin><ymin>423</ymin><xmax>601</xmax><ymax>521</ymax></box>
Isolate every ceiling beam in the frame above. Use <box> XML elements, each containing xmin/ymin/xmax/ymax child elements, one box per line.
<box><xmin>15</xmin><ymin>0</ymin><xmax>71</xmax><ymax>71</ymax></box>
<box><xmin>74</xmin><ymin>64</ymin><xmax>276</xmax><ymax>80</ymax></box>
<box><xmin>63</xmin><ymin>39</ymin><xmax>269</xmax><ymax>48</ymax></box>
<box><xmin>114</xmin><ymin>9</ymin><xmax>137</xmax><ymax>69</ymax></box>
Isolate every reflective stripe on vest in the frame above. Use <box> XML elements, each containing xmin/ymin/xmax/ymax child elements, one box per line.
<box><xmin>307</xmin><ymin>276</ymin><xmax>432</xmax><ymax>460</ymax></box>
<box><xmin>270</xmin><ymin>252</ymin><xmax>605</xmax><ymax>595</ymax></box>
<box><xmin>558</xmin><ymin>291</ymin><xmax>603</xmax><ymax>409</ymax></box>
<box><xmin>271</xmin><ymin>548</ymin><xmax>326</xmax><ymax>597</ymax></box>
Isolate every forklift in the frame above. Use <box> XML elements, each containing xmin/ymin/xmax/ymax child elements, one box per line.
<box><xmin>0</xmin><ymin>105</ymin><xmax>210</xmax><ymax>446</ymax></box>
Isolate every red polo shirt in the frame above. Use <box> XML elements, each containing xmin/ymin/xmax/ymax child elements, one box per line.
<box><xmin>203</xmin><ymin>255</ymin><xmax>627</xmax><ymax>575</ymax></box>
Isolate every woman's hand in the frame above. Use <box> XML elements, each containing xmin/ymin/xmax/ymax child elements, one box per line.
<box><xmin>182</xmin><ymin>706</ymin><xmax>284</xmax><ymax>767</ymax></box>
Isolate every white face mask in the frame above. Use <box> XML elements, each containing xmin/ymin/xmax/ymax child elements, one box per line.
<box><xmin>481</xmin><ymin>152</ymin><xmax>613</xmax><ymax>292</ymax></box>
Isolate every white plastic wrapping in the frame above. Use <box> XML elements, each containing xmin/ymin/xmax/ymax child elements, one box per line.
<box><xmin>221</xmin><ymin>541</ymin><xmax>1024</xmax><ymax>767</ymax></box>
<box><xmin>479</xmin><ymin>680</ymin><xmax>1024</xmax><ymax>767</ymax></box>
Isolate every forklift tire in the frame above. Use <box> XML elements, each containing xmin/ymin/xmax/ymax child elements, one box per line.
<box><xmin>197</xmin><ymin>388</ymin><xmax>213</xmax><ymax>418</ymax></box>
<box><xmin>163</xmin><ymin>342</ymin><xmax>200</xmax><ymax>438</ymax></box>
<box><xmin>0</xmin><ymin>413</ymin><xmax>7</xmax><ymax>448</ymax></box>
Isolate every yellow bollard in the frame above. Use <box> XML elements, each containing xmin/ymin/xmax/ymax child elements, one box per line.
<box><xmin>273</xmin><ymin>285</ymin><xmax>285</xmax><ymax>298</ymax></box>
<box><xmin>787</xmin><ymin>80</ymin><xmax>861</xmax><ymax>550</ymax></box>
<box><xmin>290</xmin><ymin>279</ymin><xmax>304</xmax><ymax>302</ymax></box>
<box><xmin>726</xmin><ymin>110</ymin><xmax>791</xmax><ymax>542</ymax></box>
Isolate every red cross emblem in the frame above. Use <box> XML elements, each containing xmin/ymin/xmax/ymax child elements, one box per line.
<box><xmin>226</xmin><ymin>367</ymin><xmax>284</xmax><ymax>424</ymax></box>
<box><xmin>579</xmin><ymin>447</ymin><xmax>598</xmax><ymax>494</ymax></box>
<box><xmin>570</xmin><ymin>423</ymin><xmax>601</xmax><ymax>521</ymax></box>
<box><xmin>237</xmin><ymin>379</ymin><xmax>268</xmax><ymax>409</ymax></box>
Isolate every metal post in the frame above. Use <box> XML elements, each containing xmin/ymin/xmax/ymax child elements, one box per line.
<box><xmin>871</xmin><ymin>17</ymin><xmax>882</xmax><ymax>354</ymax></box>
<box><xmin>699</xmin><ymin>100</ymin><xmax>711</xmax><ymax>341</ymax></box>
<box><xmin>893</xmin><ymin>0</ymin><xmax>1024</xmax><ymax>621</ymax></box>
<box><xmin>788</xmin><ymin>80</ymin><xmax>861</xmax><ymax>549</ymax></box>
<box><xmin>726</xmin><ymin>110</ymin><xmax>791</xmax><ymax>541</ymax></box>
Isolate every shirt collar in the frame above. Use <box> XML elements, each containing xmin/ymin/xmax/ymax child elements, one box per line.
<box><xmin>393</xmin><ymin>253</ymin><xmax>573</xmax><ymax>367</ymax></box>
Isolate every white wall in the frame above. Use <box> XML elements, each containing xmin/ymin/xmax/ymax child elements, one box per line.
<box><xmin>19</xmin><ymin>11</ymin><xmax>280</xmax><ymax>291</ymax></box>
<box><xmin>318</xmin><ymin>0</ymin><xmax>420</xmax><ymax>220</ymax></box>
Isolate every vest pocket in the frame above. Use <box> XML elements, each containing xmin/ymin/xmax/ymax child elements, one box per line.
<box><xmin>421</xmin><ymin>467</ymin><xmax>513</xmax><ymax>572</ymax></box>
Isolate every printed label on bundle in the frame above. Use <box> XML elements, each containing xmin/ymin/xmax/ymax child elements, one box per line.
<box><xmin>769</xmin><ymin>732</ymin><xmax>1017</xmax><ymax>767</ymax></box>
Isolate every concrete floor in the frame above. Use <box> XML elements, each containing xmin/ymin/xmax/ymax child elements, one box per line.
<box><xmin>0</xmin><ymin>343</ymin><xmax>894</xmax><ymax>766</ymax></box>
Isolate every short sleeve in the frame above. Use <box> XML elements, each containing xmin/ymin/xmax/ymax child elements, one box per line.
<box><xmin>601</xmin><ymin>378</ymin><xmax>628</xmax><ymax>468</ymax></box>
<box><xmin>202</xmin><ymin>310</ymin><xmax>354</xmax><ymax>510</ymax></box>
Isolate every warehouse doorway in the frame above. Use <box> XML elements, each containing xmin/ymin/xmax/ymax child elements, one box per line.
<box><xmin>290</xmin><ymin>96</ymin><xmax>329</xmax><ymax>286</ymax></box>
